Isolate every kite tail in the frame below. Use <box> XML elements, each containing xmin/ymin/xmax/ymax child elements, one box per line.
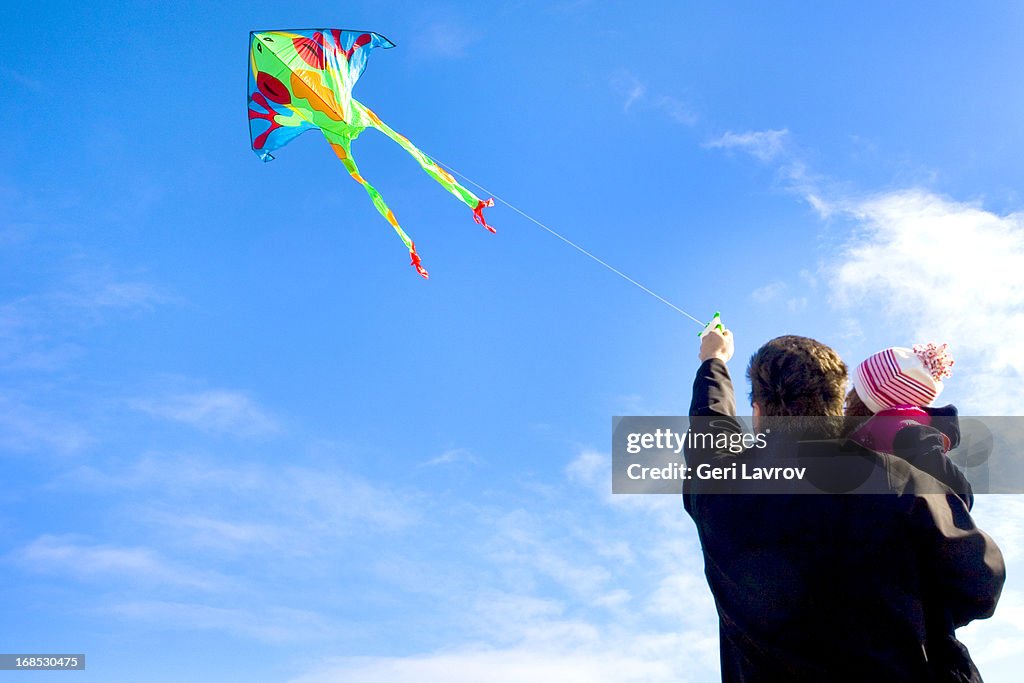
<box><xmin>328</xmin><ymin>139</ymin><xmax>429</xmax><ymax>278</ymax></box>
<box><xmin>353</xmin><ymin>100</ymin><xmax>496</xmax><ymax>233</ymax></box>
<box><xmin>473</xmin><ymin>198</ymin><xmax>496</xmax><ymax>233</ymax></box>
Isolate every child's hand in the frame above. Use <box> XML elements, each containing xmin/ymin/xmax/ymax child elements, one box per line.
<box><xmin>699</xmin><ymin>328</ymin><xmax>734</xmax><ymax>363</ymax></box>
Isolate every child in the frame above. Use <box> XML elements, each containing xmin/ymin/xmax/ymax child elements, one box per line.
<box><xmin>845</xmin><ymin>342</ymin><xmax>970</xmax><ymax>502</ymax></box>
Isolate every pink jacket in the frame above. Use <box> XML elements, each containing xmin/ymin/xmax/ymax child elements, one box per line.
<box><xmin>849</xmin><ymin>406</ymin><xmax>953</xmax><ymax>454</ymax></box>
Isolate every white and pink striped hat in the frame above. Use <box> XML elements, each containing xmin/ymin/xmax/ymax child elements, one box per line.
<box><xmin>852</xmin><ymin>343</ymin><xmax>955</xmax><ymax>413</ymax></box>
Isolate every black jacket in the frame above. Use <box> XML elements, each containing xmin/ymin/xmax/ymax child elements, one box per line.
<box><xmin>684</xmin><ymin>359</ymin><xmax>1005</xmax><ymax>682</ymax></box>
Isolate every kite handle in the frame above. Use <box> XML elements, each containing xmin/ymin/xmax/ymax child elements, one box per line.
<box><xmin>698</xmin><ymin>312</ymin><xmax>724</xmax><ymax>338</ymax></box>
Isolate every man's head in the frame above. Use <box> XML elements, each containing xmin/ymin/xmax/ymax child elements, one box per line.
<box><xmin>747</xmin><ymin>335</ymin><xmax>848</xmax><ymax>434</ymax></box>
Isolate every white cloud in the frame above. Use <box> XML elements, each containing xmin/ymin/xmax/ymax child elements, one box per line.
<box><xmin>611</xmin><ymin>70</ymin><xmax>696</xmax><ymax>124</ymax></box>
<box><xmin>57</xmin><ymin>451</ymin><xmax>418</xmax><ymax>559</ymax></box>
<box><xmin>55</xmin><ymin>269</ymin><xmax>165</xmax><ymax>311</ymax></box>
<box><xmin>654</xmin><ymin>95</ymin><xmax>698</xmax><ymax>125</ymax></box>
<box><xmin>704</xmin><ymin>128</ymin><xmax>789</xmax><ymax>162</ymax></box>
<box><xmin>751</xmin><ymin>280</ymin><xmax>786</xmax><ymax>303</ymax></box>
<box><xmin>786</xmin><ymin>297</ymin><xmax>808</xmax><ymax>312</ymax></box>
<box><xmin>139</xmin><ymin>512</ymin><xmax>285</xmax><ymax>553</ymax></box>
<box><xmin>644</xmin><ymin>571</ymin><xmax>715</xmax><ymax>622</ymax></box>
<box><xmin>799</xmin><ymin>268</ymin><xmax>818</xmax><ymax>289</ymax></box>
<box><xmin>110</xmin><ymin>602</ymin><xmax>331</xmax><ymax>643</ymax></box>
<box><xmin>133</xmin><ymin>390</ymin><xmax>280</xmax><ymax>437</ymax></box>
<box><xmin>287</xmin><ymin>645</ymin><xmax>695</xmax><ymax>683</ymax></box>
<box><xmin>565</xmin><ymin>448</ymin><xmax>606</xmax><ymax>486</ymax></box>
<box><xmin>422</xmin><ymin>447</ymin><xmax>478</xmax><ymax>466</ymax></box>
<box><xmin>105</xmin><ymin>600</ymin><xmax>335</xmax><ymax>644</ymax></box>
<box><xmin>971</xmin><ymin>498</ymin><xmax>1024</xmax><ymax>565</ymax></box>
<box><xmin>714</xmin><ymin>134</ymin><xmax>1024</xmax><ymax>415</ymax></box>
<box><xmin>828</xmin><ymin>189</ymin><xmax>1024</xmax><ymax>414</ymax></box>
<box><xmin>958</xmin><ymin>586</ymin><xmax>1024</xmax><ymax>667</ymax></box>
<box><xmin>611</xmin><ymin>70</ymin><xmax>646</xmax><ymax>112</ymax></box>
<box><xmin>65</xmin><ymin>451</ymin><xmax>416</xmax><ymax>539</ymax></box>
<box><xmin>0</xmin><ymin>395</ymin><xmax>92</xmax><ymax>454</ymax></box>
<box><xmin>289</xmin><ymin>566</ymin><xmax>718</xmax><ymax>682</ymax></box>
<box><xmin>290</xmin><ymin>447</ymin><xmax>721</xmax><ymax>682</ymax></box>
<box><xmin>750</xmin><ymin>281</ymin><xmax>809</xmax><ymax>312</ymax></box>
<box><xmin>280</xmin><ymin>466</ymin><xmax>415</xmax><ymax>532</ymax></box>
<box><xmin>14</xmin><ymin>535</ymin><xmax>223</xmax><ymax>590</ymax></box>
<box><xmin>0</xmin><ymin>265</ymin><xmax>164</xmax><ymax>372</ymax></box>
<box><xmin>41</xmin><ymin>439</ymin><xmax>718</xmax><ymax>676</ymax></box>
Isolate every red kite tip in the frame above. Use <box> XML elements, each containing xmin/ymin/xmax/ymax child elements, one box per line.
<box><xmin>474</xmin><ymin>198</ymin><xmax>496</xmax><ymax>234</ymax></box>
<box><xmin>410</xmin><ymin>244</ymin><xmax>429</xmax><ymax>279</ymax></box>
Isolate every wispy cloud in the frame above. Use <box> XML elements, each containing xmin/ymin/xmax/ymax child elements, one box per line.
<box><xmin>751</xmin><ymin>281</ymin><xmax>786</xmax><ymax>303</ymax></box>
<box><xmin>276</xmin><ymin>446</ymin><xmax>719</xmax><ymax>681</ymax></box>
<box><xmin>42</xmin><ymin>437</ymin><xmax>718</xmax><ymax>675</ymax></box>
<box><xmin>138</xmin><ymin>512</ymin><xmax>285</xmax><ymax>554</ymax></box>
<box><xmin>749</xmin><ymin>280</ymin><xmax>809</xmax><ymax>312</ymax></box>
<box><xmin>14</xmin><ymin>535</ymin><xmax>224</xmax><ymax>590</ymax></box>
<box><xmin>56</xmin><ymin>277</ymin><xmax>164</xmax><ymax>311</ymax></box>
<box><xmin>654</xmin><ymin>95</ymin><xmax>698</xmax><ymax>125</ymax></box>
<box><xmin>0</xmin><ymin>394</ymin><xmax>92</xmax><ymax>454</ymax></box>
<box><xmin>24</xmin><ymin>454</ymin><xmax>421</xmax><ymax>643</ymax></box>
<box><xmin>959</xmin><ymin>569</ymin><xmax>1024</xmax><ymax>671</ymax></box>
<box><xmin>105</xmin><ymin>600</ymin><xmax>336</xmax><ymax>644</ymax></box>
<box><xmin>565</xmin><ymin>449</ymin><xmax>606</xmax><ymax>487</ymax></box>
<box><xmin>132</xmin><ymin>390</ymin><xmax>280</xmax><ymax>437</ymax></box>
<box><xmin>0</xmin><ymin>259</ymin><xmax>166</xmax><ymax>372</ymax></box>
<box><xmin>422</xmin><ymin>447</ymin><xmax>479</xmax><ymax>467</ymax></box>
<box><xmin>59</xmin><ymin>452</ymin><xmax>417</xmax><ymax>551</ymax></box>
<box><xmin>786</xmin><ymin>297</ymin><xmax>809</xmax><ymax>313</ymax></box>
<box><xmin>612</xmin><ymin>70</ymin><xmax>647</xmax><ymax>112</ymax></box>
<box><xmin>290</xmin><ymin>550</ymin><xmax>716</xmax><ymax>682</ymax></box>
<box><xmin>489</xmin><ymin>509</ymin><xmax>614</xmax><ymax>597</ymax></box>
<box><xmin>288</xmin><ymin>645</ymin><xmax>693</xmax><ymax>683</ymax></box>
<box><xmin>704</xmin><ymin>128</ymin><xmax>789</xmax><ymax>162</ymax></box>
<box><xmin>611</xmin><ymin>70</ymin><xmax>697</xmax><ymax>125</ymax></box>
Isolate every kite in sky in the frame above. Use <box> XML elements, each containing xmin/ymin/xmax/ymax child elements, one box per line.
<box><xmin>248</xmin><ymin>29</ymin><xmax>494</xmax><ymax>278</ymax></box>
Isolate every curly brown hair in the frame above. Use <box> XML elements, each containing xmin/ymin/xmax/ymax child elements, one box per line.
<box><xmin>746</xmin><ymin>336</ymin><xmax>848</xmax><ymax>435</ymax></box>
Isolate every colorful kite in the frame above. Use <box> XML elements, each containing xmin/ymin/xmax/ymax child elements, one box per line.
<box><xmin>247</xmin><ymin>29</ymin><xmax>494</xmax><ymax>278</ymax></box>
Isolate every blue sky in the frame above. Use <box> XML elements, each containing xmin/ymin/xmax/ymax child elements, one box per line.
<box><xmin>3</xmin><ymin>1</ymin><xmax>1024</xmax><ymax>680</ymax></box>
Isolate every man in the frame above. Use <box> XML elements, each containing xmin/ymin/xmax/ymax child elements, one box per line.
<box><xmin>684</xmin><ymin>329</ymin><xmax>1004</xmax><ymax>682</ymax></box>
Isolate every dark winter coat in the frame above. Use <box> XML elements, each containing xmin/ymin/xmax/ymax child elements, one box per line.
<box><xmin>683</xmin><ymin>359</ymin><xmax>1004</xmax><ymax>682</ymax></box>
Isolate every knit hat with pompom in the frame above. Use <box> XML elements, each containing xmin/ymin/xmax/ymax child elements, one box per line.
<box><xmin>852</xmin><ymin>342</ymin><xmax>955</xmax><ymax>413</ymax></box>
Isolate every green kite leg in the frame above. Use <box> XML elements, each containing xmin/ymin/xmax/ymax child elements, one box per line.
<box><xmin>351</xmin><ymin>99</ymin><xmax>495</xmax><ymax>233</ymax></box>
<box><xmin>324</xmin><ymin>135</ymin><xmax>429</xmax><ymax>278</ymax></box>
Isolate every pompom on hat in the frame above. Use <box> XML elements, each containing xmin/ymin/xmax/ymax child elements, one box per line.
<box><xmin>852</xmin><ymin>342</ymin><xmax>955</xmax><ymax>414</ymax></box>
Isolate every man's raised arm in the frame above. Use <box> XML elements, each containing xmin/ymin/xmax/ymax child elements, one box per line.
<box><xmin>689</xmin><ymin>328</ymin><xmax>737</xmax><ymax>418</ymax></box>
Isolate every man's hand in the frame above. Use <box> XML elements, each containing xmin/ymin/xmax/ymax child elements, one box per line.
<box><xmin>699</xmin><ymin>328</ymin><xmax>734</xmax><ymax>363</ymax></box>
